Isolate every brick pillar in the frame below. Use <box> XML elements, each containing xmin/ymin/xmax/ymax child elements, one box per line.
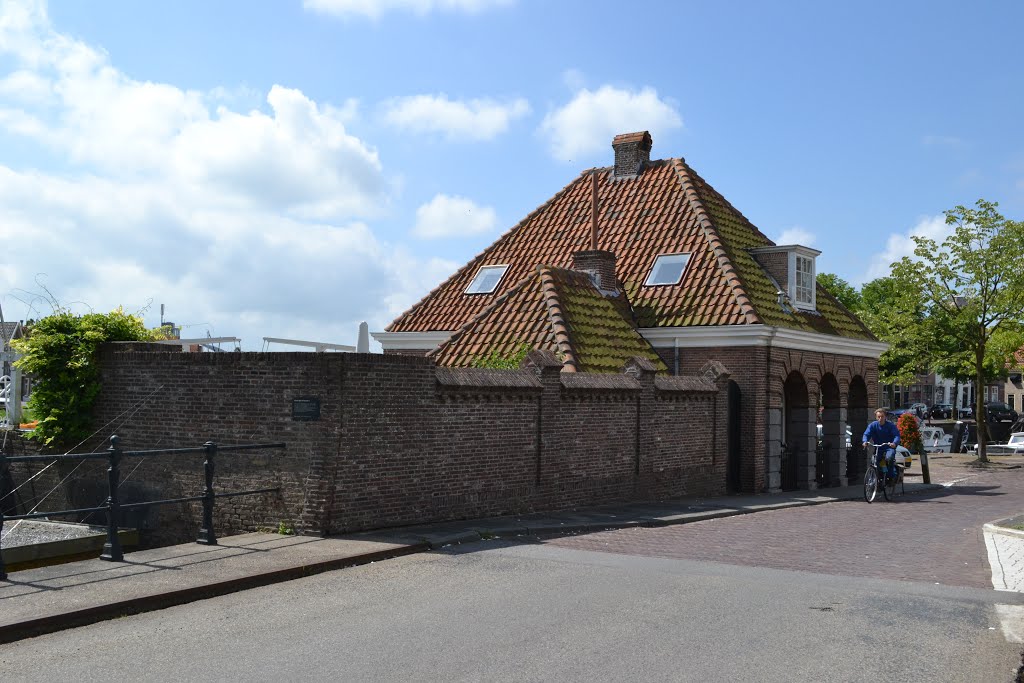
<box><xmin>699</xmin><ymin>360</ymin><xmax>732</xmax><ymax>487</ymax></box>
<box><xmin>625</xmin><ymin>357</ymin><xmax>658</xmax><ymax>494</ymax></box>
<box><xmin>524</xmin><ymin>350</ymin><xmax>563</xmax><ymax>488</ymax></box>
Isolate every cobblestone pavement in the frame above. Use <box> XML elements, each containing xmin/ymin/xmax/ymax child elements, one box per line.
<box><xmin>547</xmin><ymin>459</ymin><xmax>1024</xmax><ymax>590</ymax></box>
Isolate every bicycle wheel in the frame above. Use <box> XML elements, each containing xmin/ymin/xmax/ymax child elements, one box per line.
<box><xmin>882</xmin><ymin>469</ymin><xmax>896</xmax><ymax>501</ymax></box>
<box><xmin>863</xmin><ymin>467</ymin><xmax>878</xmax><ymax>503</ymax></box>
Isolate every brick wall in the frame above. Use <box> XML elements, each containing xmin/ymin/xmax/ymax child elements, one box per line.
<box><xmin>2</xmin><ymin>432</ymin><xmax>72</xmax><ymax>518</ymax></box>
<box><xmin>751</xmin><ymin>251</ymin><xmax>789</xmax><ymax>291</ymax></box>
<box><xmin>74</xmin><ymin>347</ymin><xmax>726</xmax><ymax>543</ymax></box>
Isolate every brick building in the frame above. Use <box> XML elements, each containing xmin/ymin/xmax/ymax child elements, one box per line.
<box><xmin>376</xmin><ymin>132</ymin><xmax>887</xmax><ymax>493</ymax></box>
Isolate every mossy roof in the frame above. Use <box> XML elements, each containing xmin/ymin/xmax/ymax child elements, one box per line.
<box><xmin>429</xmin><ymin>266</ymin><xmax>666</xmax><ymax>373</ymax></box>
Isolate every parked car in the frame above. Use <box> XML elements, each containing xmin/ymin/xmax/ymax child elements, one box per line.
<box><xmin>984</xmin><ymin>401</ymin><xmax>1019</xmax><ymax>423</ymax></box>
<box><xmin>958</xmin><ymin>405</ymin><xmax>974</xmax><ymax>419</ymax></box>
<box><xmin>973</xmin><ymin>432</ymin><xmax>1024</xmax><ymax>456</ymax></box>
<box><xmin>920</xmin><ymin>426</ymin><xmax>953</xmax><ymax>453</ymax></box>
<box><xmin>910</xmin><ymin>403</ymin><xmax>929</xmax><ymax>419</ymax></box>
<box><xmin>930</xmin><ymin>404</ymin><xmax>953</xmax><ymax>420</ymax></box>
<box><xmin>886</xmin><ymin>409</ymin><xmax>922</xmax><ymax>428</ymax></box>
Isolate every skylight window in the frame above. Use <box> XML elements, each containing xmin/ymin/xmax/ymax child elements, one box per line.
<box><xmin>465</xmin><ymin>265</ymin><xmax>509</xmax><ymax>294</ymax></box>
<box><xmin>644</xmin><ymin>253</ymin><xmax>691</xmax><ymax>286</ymax></box>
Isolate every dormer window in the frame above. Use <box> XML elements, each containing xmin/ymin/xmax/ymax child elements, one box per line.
<box><xmin>749</xmin><ymin>244</ymin><xmax>820</xmax><ymax>311</ymax></box>
<box><xmin>644</xmin><ymin>253</ymin><xmax>691</xmax><ymax>286</ymax></box>
<box><xmin>465</xmin><ymin>264</ymin><xmax>509</xmax><ymax>294</ymax></box>
<box><xmin>794</xmin><ymin>254</ymin><xmax>814</xmax><ymax>308</ymax></box>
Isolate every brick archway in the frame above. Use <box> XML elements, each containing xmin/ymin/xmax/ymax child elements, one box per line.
<box><xmin>819</xmin><ymin>373</ymin><xmax>844</xmax><ymax>487</ymax></box>
<box><xmin>847</xmin><ymin>375</ymin><xmax>870</xmax><ymax>483</ymax></box>
<box><xmin>782</xmin><ymin>371</ymin><xmax>813</xmax><ymax>490</ymax></box>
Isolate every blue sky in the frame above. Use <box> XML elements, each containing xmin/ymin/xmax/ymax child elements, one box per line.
<box><xmin>1</xmin><ymin>0</ymin><xmax>1022</xmax><ymax>349</ymax></box>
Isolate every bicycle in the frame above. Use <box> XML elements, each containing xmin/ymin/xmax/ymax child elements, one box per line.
<box><xmin>863</xmin><ymin>442</ymin><xmax>902</xmax><ymax>502</ymax></box>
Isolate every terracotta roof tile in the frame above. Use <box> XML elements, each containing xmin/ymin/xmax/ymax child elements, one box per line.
<box><xmin>390</xmin><ymin>154</ymin><xmax>874</xmax><ymax>343</ymax></box>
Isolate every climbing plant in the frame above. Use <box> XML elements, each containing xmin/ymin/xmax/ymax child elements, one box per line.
<box><xmin>12</xmin><ymin>308</ymin><xmax>156</xmax><ymax>448</ymax></box>
<box><xmin>471</xmin><ymin>343</ymin><xmax>533</xmax><ymax>370</ymax></box>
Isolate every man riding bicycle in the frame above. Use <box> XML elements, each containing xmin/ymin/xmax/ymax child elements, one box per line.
<box><xmin>862</xmin><ymin>408</ymin><xmax>900</xmax><ymax>478</ymax></box>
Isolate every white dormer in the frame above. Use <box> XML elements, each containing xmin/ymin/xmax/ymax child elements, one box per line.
<box><xmin>748</xmin><ymin>245</ymin><xmax>821</xmax><ymax>312</ymax></box>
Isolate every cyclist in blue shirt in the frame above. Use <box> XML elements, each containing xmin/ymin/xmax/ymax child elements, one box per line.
<box><xmin>862</xmin><ymin>408</ymin><xmax>901</xmax><ymax>478</ymax></box>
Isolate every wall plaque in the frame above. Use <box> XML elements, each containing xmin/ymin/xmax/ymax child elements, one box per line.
<box><xmin>292</xmin><ymin>397</ymin><xmax>321</xmax><ymax>421</ymax></box>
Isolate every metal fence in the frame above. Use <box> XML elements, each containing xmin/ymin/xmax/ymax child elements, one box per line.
<box><xmin>0</xmin><ymin>435</ymin><xmax>285</xmax><ymax>580</ymax></box>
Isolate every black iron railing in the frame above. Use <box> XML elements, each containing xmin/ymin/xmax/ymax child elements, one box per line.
<box><xmin>0</xmin><ymin>435</ymin><xmax>285</xmax><ymax>580</ymax></box>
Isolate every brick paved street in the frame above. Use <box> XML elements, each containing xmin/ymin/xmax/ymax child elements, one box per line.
<box><xmin>547</xmin><ymin>459</ymin><xmax>1024</xmax><ymax>590</ymax></box>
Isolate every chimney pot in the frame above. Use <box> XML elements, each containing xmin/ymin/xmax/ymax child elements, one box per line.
<box><xmin>611</xmin><ymin>131</ymin><xmax>652</xmax><ymax>178</ymax></box>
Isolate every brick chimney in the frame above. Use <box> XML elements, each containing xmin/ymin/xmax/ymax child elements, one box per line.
<box><xmin>612</xmin><ymin>131</ymin><xmax>652</xmax><ymax>178</ymax></box>
<box><xmin>572</xmin><ymin>250</ymin><xmax>619</xmax><ymax>296</ymax></box>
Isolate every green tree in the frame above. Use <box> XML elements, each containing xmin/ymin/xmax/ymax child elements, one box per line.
<box><xmin>817</xmin><ymin>272</ymin><xmax>862</xmax><ymax>311</ymax></box>
<box><xmin>858</xmin><ymin>276</ymin><xmax>930</xmax><ymax>386</ymax></box>
<box><xmin>896</xmin><ymin>200</ymin><xmax>1024</xmax><ymax>462</ymax></box>
<box><xmin>12</xmin><ymin>307</ymin><xmax>155</xmax><ymax>448</ymax></box>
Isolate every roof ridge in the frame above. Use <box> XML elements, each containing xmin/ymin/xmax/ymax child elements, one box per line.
<box><xmin>687</xmin><ymin>168</ymin><xmax>775</xmax><ymax>245</ymax></box>
<box><xmin>426</xmin><ymin>271</ymin><xmax>537</xmax><ymax>360</ymax></box>
<box><xmin>387</xmin><ymin>167</ymin><xmax>601</xmax><ymax>332</ymax></box>
<box><xmin>671</xmin><ymin>158</ymin><xmax>761</xmax><ymax>325</ymax></box>
<box><xmin>537</xmin><ymin>265</ymin><xmax>578</xmax><ymax>372</ymax></box>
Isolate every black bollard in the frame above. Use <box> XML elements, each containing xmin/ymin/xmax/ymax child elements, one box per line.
<box><xmin>197</xmin><ymin>441</ymin><xmax>218</xmax><ymax>545</ymax></box>
<box><xmin>920</xmin><ymin>448</ymin><xmax>931</xmax><ymax>485</ymax></box>
<box><xmin>100</xmin><ymin>435</ymin><xmax>124</xmax><ymax>562</ymax></box>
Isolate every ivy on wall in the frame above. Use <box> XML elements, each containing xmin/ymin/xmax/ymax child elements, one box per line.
<box><xmin>12</xmin><ymin>308</ymin><xmax>155</xmax><ymax>448</ymax></box>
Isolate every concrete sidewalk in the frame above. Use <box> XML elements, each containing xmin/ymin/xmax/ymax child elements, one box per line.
<box><xmin>0</xmin><ymin>479</ymin><xmax>948</xmax><ymax>644</ymax></box>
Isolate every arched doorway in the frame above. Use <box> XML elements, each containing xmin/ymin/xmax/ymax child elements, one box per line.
<box><xmin>819</xmin><ymin>374</ymin><xmax>842</xmax><ymax>488</ymax></box>
<box><xmin>847</xmin><ymin>376</ymin><xmax>869</xmax><ymax>483</ymax></box>
<box><xmin>782</xmin><ymin>371</ymin><xmax>812</xmax><ymax>490</ymax></box>
<box><xmin>727</xmin><ymin>380</ymin><xmax>742</xmax><ymax>493</ymax></box>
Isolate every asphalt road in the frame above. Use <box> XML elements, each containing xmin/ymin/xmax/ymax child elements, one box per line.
<box><xmin>1</xmin><ymin>538</ymin><xmax>1021</xmax><ymax>682</ymax></box>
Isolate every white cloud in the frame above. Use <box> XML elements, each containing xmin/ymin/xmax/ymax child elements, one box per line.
<box><xmin>539</xmin><ymin>85</ymin><xmax>683</xmax><ymax>162</ymax></box>
<box><xmin>382</xmin><ymin>94</ymin><xmax>529</xmax><ymax>141</ymax></box>
<box><xmin>304</xmin><ymin>0</ymin><xmax>514</xmax><ymax>20</ymax></box>
<box><xmin>413</xmin><ymin>193</ymin><xmax>497</xmax><ymax>239</ymax></box>
<box><xmin>0</xmin><ymin>0</ymin><xmax>444</xmax><ymax>348</ymax></box>
<box><xmin>0</xmin><ymin>69</ymin><xmax>53</xmax><ymax>103</ymax></box>
<box><xmin>860</xmin><ymin>215</ymin><xmax>951</xmax><ymax>283</ymax></box>
<box><xmin>0</xmin><ymin>4</ymin><xmax>386</xmax><ymax>219</ymax></box>
<box><xmin>773</xmin><ymin>227</ymin><xmax>816</xmax><ymax>247</ymax></box>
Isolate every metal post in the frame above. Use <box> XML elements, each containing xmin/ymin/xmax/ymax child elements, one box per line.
<box><xmin>9</xmin><ymin>366</ymin><xmax>21</xmax><ymax>426</ymax></box>
<box><xmin>100</xmin><ymin>435</ymin><xmax>124</xmax><ymax>562</ymax></box>
<box><xmin>197</xmin><ymin>441</ymin><xmax>217</xmax><ymax>545</ymax></box>
<box><xmin>920</xmin><ymin>449</ymin><xmax>931</xmax><ymax>485</ymax></box>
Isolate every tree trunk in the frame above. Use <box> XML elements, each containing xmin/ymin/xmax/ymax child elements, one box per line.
<box><xmin>976</xmin><ymin>344</ymin><xmax>988</xmax><ymax>463</ymax></box>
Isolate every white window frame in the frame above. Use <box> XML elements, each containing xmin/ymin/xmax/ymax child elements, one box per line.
<box><xmin>465</xmin><ymin>264</ymin><xmax>509</xmax><ymax>295</ymax></box>
<box><xmin>644</xmin><ymin>252</ymin><xmax>691</xmax><ymax>287</ymax></box>
<box><xmin>788</xmin><ymin>248</ymin><xmax>817</xmax><ymax>311</ymax></box>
